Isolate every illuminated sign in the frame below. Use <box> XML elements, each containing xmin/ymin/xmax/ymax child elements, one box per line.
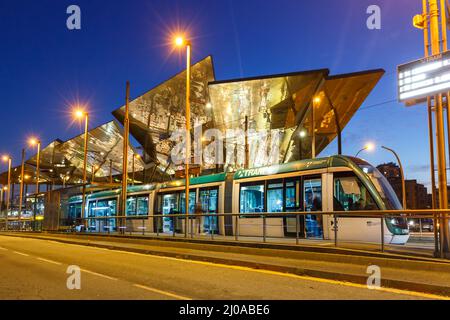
<box><xmin>398</xmin><ymin>51</ymin><xmax>450</xmax><ymax>104</ymax></box>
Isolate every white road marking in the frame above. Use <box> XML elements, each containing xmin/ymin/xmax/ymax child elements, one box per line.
<box><xmin>133</xmin><ymin>284</ymin><xmax>191</xmax><ymax>300</ymax></box>
<box><xmin>13</xmin><ymin>251</ymin><xmax>29</xmax><ymax>257</ymax></box>
<box><xmin>36</xmin><ymin>257</ymin><xmax>62</xmax><ymax>266</ymax></box>
<box><xmin>81</xmin><ymin>269</ymin><xmax>118</xmax><ymax>281</ymax></box>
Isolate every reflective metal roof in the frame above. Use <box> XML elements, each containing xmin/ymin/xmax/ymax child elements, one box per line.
<box><xmin>112</xmin><ymin>56</ymin><xmax>216</xmax><ymax>174</ymax></box>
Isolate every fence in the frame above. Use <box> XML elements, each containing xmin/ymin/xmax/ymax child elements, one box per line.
<box><xmin>0</xmin><ymin>209</ymin><xmax>447</xmax><ymax>257</ymax></box>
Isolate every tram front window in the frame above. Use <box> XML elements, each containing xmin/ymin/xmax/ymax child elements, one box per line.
<box><xmin>334</xmin><ymin>175</ymin><xmax>377</xmax><ymax>211</ymax></box>
<box><xmin>240</xmin><ymin>184</ymin><xmax>265</xmax><ymax>213</ymax></box>
<box><xmin>351</xmin><ymin>158</ymin><xmax>402</xmax><ymax>210</ymax></box>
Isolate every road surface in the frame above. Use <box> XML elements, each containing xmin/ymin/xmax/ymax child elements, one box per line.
<box><xmin>0</xmin><ymin>235</ymin><xmax>438</xmax><ymax>300</ymax></box>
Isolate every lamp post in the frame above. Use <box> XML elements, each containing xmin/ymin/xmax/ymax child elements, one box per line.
<box><xmin>355</xmin><ymin>142</ymin><xmax>375</xmax><ymax>158</ymax></box>
<box><xmin>74</xmin><ymin>109</ymin><xmax>89</xmax><ymax>231</ymax></box>
<box><xmin>382</xmin><ymin>146</ymin><xmax>407</xmax><ymax>210</ymax></box>
<box><xmin>2</xmin><ymin>155</ymin><xmax>11</xmax><ymax>231</ymax></box>
<box><xmin>18</xmin><ymin>148</ymin><xmax>26</xmax><ymax>230</ymax></box>
<box><xmin>29</xmin><ymin>137</ymin><xmax>41</xmax><ymax>231</ymax></box>
<box><xmin>299</xmin><ymin>130</ymin><xmax>306</xmax><ymax>160</ymax></box>
<box><xmin>311</xmin><ymin>97</ymin><xmax>321</xmax><ymax>158</ymax></box>
<box><xmin>174</xmin><ymin>35</ymin><xmax>192</xmax><ymax>238</ymax></box>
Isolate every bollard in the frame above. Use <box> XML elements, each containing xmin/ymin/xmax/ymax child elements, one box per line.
<box><xmin>296</xmin><ymin>214</ymin><xmax>299</xmax><ymax>245</ymax></box>
<box><xmin>380</xmin><ymin>217</ymin><xmax>385</xmax><ymax>252</ymax></box>
<box><xmin>191</xmin><ymin>216</ymin><xmax>194</xmax><ymax>239</ymax></box>
<box><xmin>142</xmin><ymin>218</ymin><xmax>145</xmax><ymax>236</ymax></box>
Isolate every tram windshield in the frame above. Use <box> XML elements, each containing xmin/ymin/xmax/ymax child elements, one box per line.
<box><xmin>351</xmin><ymin>158</ymin><xmax>402</xmax><ymax>210</ymax></box>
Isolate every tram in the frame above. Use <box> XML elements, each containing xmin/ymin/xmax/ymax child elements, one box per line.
<box><xmin>66</xmin><ymin>155</ymin><xmax>410</xmax><ymax>244</ymax></box>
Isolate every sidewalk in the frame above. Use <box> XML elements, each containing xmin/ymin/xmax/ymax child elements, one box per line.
<box><xmin>1</xmin><ymin>231</ymin><xmax>450</xmax><ymax>297</ymax></box>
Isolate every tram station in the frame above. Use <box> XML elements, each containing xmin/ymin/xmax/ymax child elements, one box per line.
<box><xmin>0</xmin><ymin>56</ymin><xmax>386</xmax><ymax>240</ymax></box>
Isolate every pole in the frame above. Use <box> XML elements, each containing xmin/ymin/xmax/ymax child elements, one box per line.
<box><xmin>423</xmin><ymin>1</ymin><xmax>440</xmax><ymax>255</ymax></box>
<box><xmin>36</xmin><ymin>142</ymin><xmax>40</xmax><ymax>194</ymax></box>
<box><xmin>109</xmin><ymin>159</ymin><xmax>113</xmax><ymax>184</ymax></box>
<box><xmin>185</xmin><ymin>43</ymin><xmax>191</xmax><ymax>238</ymax></box>
<box><xmin>311</xmin><ymin>99</ymin><xmax>316</xmax><ymax>158</ymax></box>
<box><xmin>6</xmin><ymin>158</ymin><xmax>11</xmax><ymax>231</ymax></box>
<box><xmin>0</xmin><ymin>187</ymin><xmax>3</xmax><ymax>228</ymax></box>
<box><xmin>429</xmin><ymin>99</ymin><xmax>440</xmax><ymax>255</ymax></box>
<box><xmin>244</xmin><ymin>115</ymin><xmax>249</xmax><ymax>168</ymax></box>
<box><xmin>121</xmin><ymin>81</ymin><xmax>130</xmax><ymax>233</ymax></box>
<box><xmin>382</xmin><ymin>146</ymin><xmax>407</xmax><ymax>209</ymax></box>
<box><xmin>132</xmin><ymin>153</ymin><xmax>135</xmax><ymax>186</ymax></box>
<box><xmin>18</xmin><ymin>148</ymin><xmax>25</xmax><ymax>230</ymax></box>
<box><xmin>81</xmin><ymin>113</ymin><xmax>89</xmax><ymax>231</ymax></box>
<box><xmin>429</xmin><ymin>0</ymin><xmax>450</xmax><ymax>257</ymax></box>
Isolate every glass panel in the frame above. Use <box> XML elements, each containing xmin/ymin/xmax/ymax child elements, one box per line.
<box><xmin>126</xmin><ymin>197</ymin><xmax>137</xmax><ymax>216</ymax></box>
<box><xmin>267</xmin><ymin>188</ymin><xmax>283</xmax><ymax>213</ymax></box>
<box><xmin>357</xmin><ymin>163</ymin><xmax>401</xmax><ymax>210</ymax></box>
<box><xmin>161</xmin><ymin>193</ymin><xmax>178</xmax><ymax>233</ymax></box>
<box><xmin>137</xmin><ymin>196</ymin><xmax>149</xmax><ymax>216</ymax></box>
<box><xmin>180</xmin><ymin>191</ymin><xmax>196</xmax><ymax>214</ymax></box>
<box><xmin>304</xmin><ymin>178</ymin><xmax>323</xmax><ymax>238</ymax></box>
<box><xmin>200</xmin><ymin>188</ymin><xmax>219</xmax><ymax>234</ymax></box>
<box><xmin>334</xmin><ymin>175</ymin><xmax>377</xmax><ymax>211</ymax></box>
<box><xmin>240</xmin><ymin>184</ymin><xmax>265</xmax><ymax>213</ymax></box>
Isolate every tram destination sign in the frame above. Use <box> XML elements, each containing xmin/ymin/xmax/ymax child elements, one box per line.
<box><xmin>398</xmin><ymin>51</ymin><xmax>450</xmax><ymax>106</ymax></box>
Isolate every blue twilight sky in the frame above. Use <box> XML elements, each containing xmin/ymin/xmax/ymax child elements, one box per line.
<box><xmin>0</xmin><ymin>0</ymin><xmax>437</xmax><ymax>188</ymax></box>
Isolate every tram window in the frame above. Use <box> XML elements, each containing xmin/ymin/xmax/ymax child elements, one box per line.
<box><xmin>304</xmin><ymin>178</ymin><xmax>322</xmax><ymax>212</ymax></box>
<box><xmin>180</xmin><ymin>191</ymin><xmax>196</xmax><ymax>214</ymax></box>
<box><xmin>88</xmin><ymin>201</ymin><xmax>96</xmax><ymax>217</ymax></box>
<box><xmin>267</xmin><ymin>181</ymin><xmax>283</xmax><ymax>213</ymax></box>
<box><xmin>199</xmin><ymin>188</ymin><xmax>218</xmax><ymax>213</ymax></box>
<box><xmin>285</xmin><ymin>180</ymin><xmax>300</xmax><ymax>210</ymax></box>
<box><xmin>334</xmin><ymin>175</ymin><xmax>377</xmax><ymax>211</ymax></box>
<box><xmin>96</xmin><ymin>199</ymin><xmax>116</xmax><ymax>217</ymax></box>
<box><xmin>136</xmin><ymin>196</ymin><xmax>149</xmax><ymax>215</ymax></box>
<box><xmin>161</xmin><ymin>193</ymin><xmax>179</xmax><ymax>215</ymax></box>
<box><xmin>240</xmin><ymin>184</ymin><xmax>265</xmax><ymax>213</ymax></box>
<box><xmin>126</xmin><ymin>197</ymin><xmax>137</xmax><ymax>216</ymax></box>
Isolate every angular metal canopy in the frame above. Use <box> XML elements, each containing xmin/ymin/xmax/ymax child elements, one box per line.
<box><xmin>112</xmin><ymin>56</ymin><xmax>215</xmax><ymax>175</ymax></box>
<box><xmin>56</xmin><ymin>120</ymin><xmax>144</xmax><ymax>181</ymax></box>
<box><xmin>0</xmin><ymin>121</ymin><xmax>145</xmax><ymax>186</ymax></box>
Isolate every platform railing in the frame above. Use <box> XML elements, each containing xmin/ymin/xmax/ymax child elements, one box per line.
<box><xmin>0</xmin><ymin>209</ymin><xmax>447</xmax><ymax>257</ymax></box>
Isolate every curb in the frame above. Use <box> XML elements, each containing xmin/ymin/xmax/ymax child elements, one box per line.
<box><xmin>3</xmin><ymin>233</ymin><xmax>450</xmax><ymax>298</ymax></box>
<box><xmin>23</xmin><ymin>231</ymin><xmax>445</xmax><ymax>262</ymax></box>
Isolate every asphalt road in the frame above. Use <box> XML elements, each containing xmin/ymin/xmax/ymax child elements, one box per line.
<box><xmin>0</xmin><ymin>235</ymin><xmax>437</xmax><ymax>300</ymax></box>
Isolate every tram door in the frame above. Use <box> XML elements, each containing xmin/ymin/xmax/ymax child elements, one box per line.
<box><xmin>303</xmin><ymin>177</ymin><xmax>323</xmax><ymax>238</ymax></box>
<box><xmin>284</xmin><ymin>179</ymin><xmax>305</xmax><ymax>237</ymax></box>
<box><xmin>199</xmin><ymin>188</ymin><xmax>219</xmax><ymax>234</ymax></box>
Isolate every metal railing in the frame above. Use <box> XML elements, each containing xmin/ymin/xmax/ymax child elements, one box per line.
<box><xmin>1</xmin><ymin>209</ymin><xmax>446</xmax><ymax>257</ymax></box>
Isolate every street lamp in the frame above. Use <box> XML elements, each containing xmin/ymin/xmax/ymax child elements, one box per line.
<box><xmin>311</xmin><ymin>96</ymin><xmax>321</xmax><ymax>158</ymax></box>
<box><xmin>174</xmin><ymin>35</ymin><xmax>192</xmax><ymax>238</ymax></box>
<box><xmin>73</xmin><ymin>108</ymin><xmax>89</xmax><ymax>231</ymax></box>
<box><xmin>28</xmin><ymin>138</ymin><xmax>41</xmax><ymax>194</ymax></box>
<box><xmin>2</xmin><ymin>155</ymin><xmax>11</xmax><ymax>231</ymax></box>
<box><xmin>29</xmin><ymin>137</ymin><xmax>41</xmax><ymax>231</ymax></box>
<box><xmin>299</xmin><ymin>130</ymin><xmax>307</xmax><ymax>160</ymax></box>
<box><xmin>355</xmin><ymin>142</ymin><xmax>375</xmax><ymax>158</ymax></box>
<box><xmin>382</xmin><ymin>146</ymin><xmax>407</xmax><ymax>210</ymax></box>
